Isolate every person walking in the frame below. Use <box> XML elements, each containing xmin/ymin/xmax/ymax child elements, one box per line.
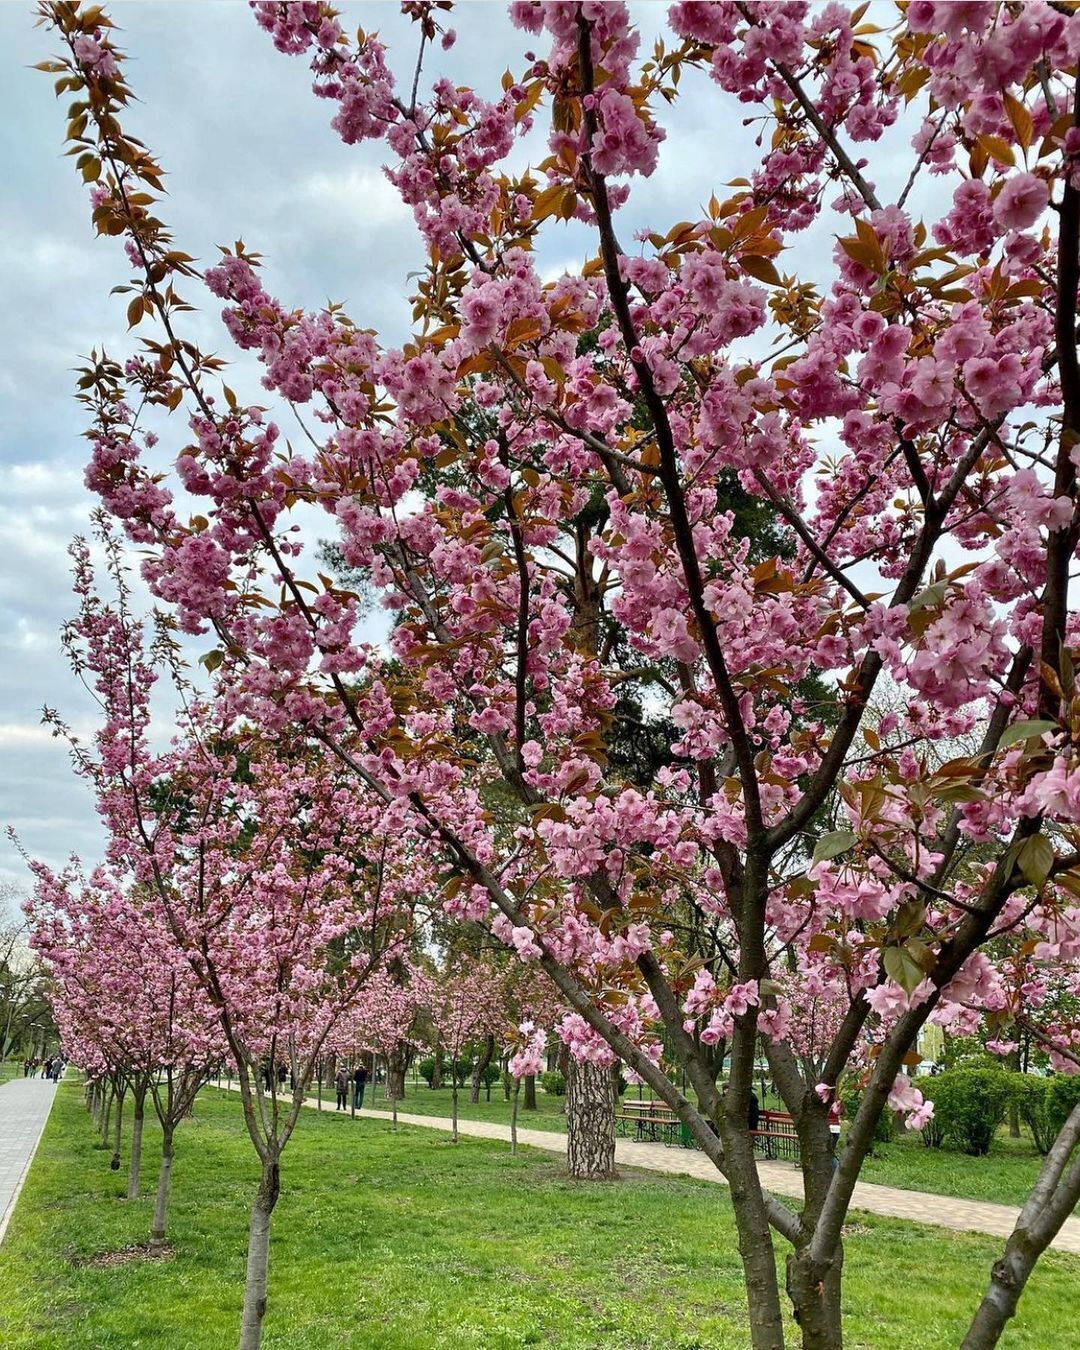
<box><xmin>335</xmin><ymin>1065</ymin><xmax>349</xmax><ymax>1111</ymax></box>
<box><xmin>353</xmin><ymin>1061</ymin><xmax>368</xmax><ymax>1112</ymax></box>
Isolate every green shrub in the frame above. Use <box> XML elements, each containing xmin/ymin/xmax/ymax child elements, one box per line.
<box><xmin>1009</xmin><ymin>1074</ymin><xmax>1055</xmax><ymax>1155</ymax></box>
<box><xmin>474</xmin><ymin>1061</ymin><xmax>501</xmax><ymax>1088</ymax></box>
<box><xmin>419</xmin><ymin>1055</ymin><xmax>501</xmax><ymax>1088</ymax></box>
<box><xmin>540</xmin><ymin>1070</ymin><xmax>566</xmax><ymax>1096</ymax></box>
<box><xmin>921</xmin><ymin>1068</ymin><xmax>1010</xmax><ymax>1155</ymax></box>
<box><xmin>1046</xmin><ymin>1073</ymin><xmax>1080</xmax><ymax>1138</ymax></box>
<box><xmin>838</xmin><ymin>1084</ymin><xmax>895</xmax><ymax>1149</ymax></box>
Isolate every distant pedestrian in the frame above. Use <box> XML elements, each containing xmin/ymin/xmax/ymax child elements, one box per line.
<box><xmin>335</xmin><ymin>1066</ymin><xmax>349</xmax><ymax>1111</ymax></box>
<box><xmin>277</xmin><ymin>1063</ymin><xmax>287</xmax><ymax>1089</ymax></box>
<box><xmin>353</xmin><ymin>1062</ymin><xmax>368</xmax><ymax>1112</ymax></box>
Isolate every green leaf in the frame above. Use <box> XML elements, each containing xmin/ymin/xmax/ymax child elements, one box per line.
<box><xmin>200</xmin><ymin>649</ymin><xmax>224</xmax><ymax>673</ymax></box>
<box><xmin>936</xmin><ymin>784</ymin><xmax>987</xmax><ymax>804</ymax></box>
<box><xmin>883</xmin><ymin>945</ymin><xmax>926</xmax><ymax>995</ymax></box>
<box><xmin>998</xmin><ymin>719</ymin><xmax>1057</xmax><ymax>750</ymax></box>
<box><xmin>811</xmin><ymin>830</ymin><xmax>857</xmax><ymax>867</ymax></box>
<box><xmin>909</xmin><ymin>581</ymin><xmax>947</xmax><ymax>613</ymax></box>
<box><xmin>1018</xmin><ymin>834</ymin><xmax>1055</xmax><ymax>887</ymax></box>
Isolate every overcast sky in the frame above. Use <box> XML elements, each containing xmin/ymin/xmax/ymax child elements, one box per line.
<box><xmin>0</xmin><ymin>1</ymin><xmax>928</xmax><ymax>914</ymax></box>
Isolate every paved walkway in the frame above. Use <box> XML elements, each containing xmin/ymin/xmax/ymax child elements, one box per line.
<box><xmin>232</xmin><ymin>1085</ymin><xmax>1080</xmax><ymax>1255</ymax></box>
<box><xmin>0</xmin><ymin>1077</ymin><xmax>57</xmax><ymax>1244</ymax></box>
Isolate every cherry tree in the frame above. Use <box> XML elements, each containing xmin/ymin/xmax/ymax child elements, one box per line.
<box><xmin>36</xmin><ymin>529</ymin><xmax>425</xmax><ymax>1350</ymax></box>
<box><xmin>27</xmin><ymin>862</ymin><xmax>222</xmax><ymax>1234</ymax></box>
<box><xmin>36</xmin><ymin>2</ymin><xmax>1080</xmax><ymax>1346</ymax></box>
<box><xmin>428</xmin><ymin>957</ymin><xmax>508</xmax><ymax>1142</ymax></box>
<box><xmin>335</xmin><ymin>960</ymin><xmax>435</xmax><ymax>1127</ymax></box>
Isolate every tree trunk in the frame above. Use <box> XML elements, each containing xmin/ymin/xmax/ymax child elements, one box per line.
<box><xmin>470</xmin><ymin>1033</ymin><xmax>495</xmax><ymax>1105</ymax></box>
<box><xmin>511</xmin><ymin>1076</ymin><xmax>520</xmax><ymax>1154</ymax></box>
<box><xmin>786</xmin><ymin>1114</ymin><xmax>845</xmax><ymax>1349</ymax></box>
<box><xmin>720</xmin><ymin>1119</ymin><xmax>787</xmax><ymax>1350</ymax></box>
<box><xmin>432</xmin><ymin>1045</ymin><xmax>444</xmax><ymax>1091</ymax></box>
<box><xmin>961</xmin><ymin>1102</ymin><xmax>1080</xmax><ymax>1348</ymax></box>
<box><xmin>565</xmin><ymin>1058</ymin><xmax>616</xmax><ymax>1180</ymax></box>
<box><xmin>523</xmin><ymin>1073</ymin><xmax>537</xmax><ymax>1111</ymax></box>
<box><xmin>787</xmin><ymin>1244</ymin><xmax>844</xmax><ymax>1350</ymax></box>
<box><xmin>238</xmin><ymin>1155</ymin><xmax>280</xmax><ymax>1350</ymax></box>
<box><xmin>452</xmin><ymin>1079</ymin><xmax>459</xmax><ymax>1144</ymax></box>
<box><xmin>111</xmin><ymin>1087</ymin><xmax>125</xmax><ymax>1171</ymax></box>
<box><xmin>386</xmin><ymin>1049</ymin><xmax>406</xmax><ymax>1102</ymax></box>
<box><xmin>150</xmin><ymin>1126</ymin><xmax>174</xmax><ymax>1250</ymax></box>
<box><xmin>1007</xmin><ymin>1049</ymin><xmax>1021</xmax><ymax>1138</ymax></box>
<box><xmin>127</xmin><ymin>1090</ymin><xmax>145</xmax><ymax>1199</ymax></box>
<box><xmin>100</xmin><ymin>1086</ymin><xmax>113</xmax><ymax>1148</ymax></box>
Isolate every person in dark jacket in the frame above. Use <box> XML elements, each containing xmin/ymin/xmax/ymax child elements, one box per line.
<box><xmin>748</xmin><ymin>1090</ymin><xmax>760</xmax><ymax>1132</ymax></box>
<box><xmin>335</xmin><ymin>1066</ymin><xmax>349</xmax><ymax>1111</ymax></box>
<box><xmin>353</xmin><ymin>1062</ymin><xmax>368</xmax><ymax>1111</ymax></box>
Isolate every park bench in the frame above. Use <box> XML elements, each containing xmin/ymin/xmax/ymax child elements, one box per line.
<box><xmin>615</xmin><ymin>1098</ymin><xmax>691</xmax><ymax>1147</ymax></box>
<box><xmin>752</xmin><ymin>1109</ymin><xmax>800</xmax><ymax>1163</ymax></box>
<box><xmin>615</xmin><ymin>1099</ymin><xmax>800</xmax><ymax>1163</ymax></box>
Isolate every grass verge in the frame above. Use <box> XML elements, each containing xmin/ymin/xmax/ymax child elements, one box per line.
<box><xmin>0</xmin><ymin>1083</ymin><xmax>1076</xmax><ymax>1349</ymax></box>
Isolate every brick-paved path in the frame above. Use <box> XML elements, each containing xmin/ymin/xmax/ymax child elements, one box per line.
<box><xmin>0</xmin><ymin>1077</ymin><xmax>57</xmax><ymax>1244</ymax></box>
<box><xmin>228</xmin><ymin>1084</ymin><xmax>1080</xmax><ymax>1255</ymax></box>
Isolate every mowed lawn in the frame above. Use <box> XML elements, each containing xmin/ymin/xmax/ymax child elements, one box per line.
<box><xmin>362</xmin><ymin>1080</ymin><xmax>1070</xmax><ymax>1211</ymax></box>
<box><xmin>0</xmin><ymin>1085</ymin><xmax>1077</xmax><ymax>1349</ymax></box>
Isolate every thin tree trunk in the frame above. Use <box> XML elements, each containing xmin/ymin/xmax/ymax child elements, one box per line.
<box><xmin>452</xmin><ymin>1079</ymin><xmax>459</xmax><ymax>1143</ymax></box>
<box><xmin>565</xmin><ymin>1058</ymin><xmax>616</xmax><ymax>1180</ymax></box>
<box><xmin>128</xmin><ymin>1089</ymin><xmax>145</xmax><ymax>1200</ymax></box>
<box><xmin>470</xmin><ymin>1033</ymin><xmax>495</xmax><ymax>1105</ymax></box>
<box><xmin>432</xmin><ymin>1045</ymin><xmax>444</xmax><ymax>1091</ymax></box>
<box><xmin>961</xmin><ymin>1102</ymin><xmax>1080</xmax><ymax>1349</ymax></box>
<box><xmin>720</xmin><ymin>1121</ymin><xmax>787</xmax><ymax>1350</ymax></box>
<box><xmin>523</xmin><ymin>1073</ymin><xmax>537</xmax><ymax>1111</ymax></box>
<box><xmin>787</xmin><ymin>1244</ymin><xmax>844</xmax><ymax>1350</ymax></box>
<box><xmin>386</xmin><ymin>1050</ymin><xmax>406</xmax><ymax>1102</ymax></box>
<box><xmin>511</xmin><ymin>1076</ymin><xmax>520</xmax><ymax>1154</ymax></box>
<box><xmin>1007</xmin><ymin>1049</ymin><xmax>1021</xmax><ymax>1138</ymax></box>
<box><xmin>100</xmin><ymin>1086</ymin><xmax>113</xmax><ymax>1148</ymax></box>
<box><xmin>111</xmin><ymin>1087</ymin><xmax>125</xmax><ymax>1171</ymax></box>
<box><xmin>238</xmin><ymin>1155</ymin><xmax>280</xmax><ymax>1350</ymax></box>
<box><xmin>150</xmin><ymin>1126</ymin><xmax>174</xmax><ymax>1250</ymax></box>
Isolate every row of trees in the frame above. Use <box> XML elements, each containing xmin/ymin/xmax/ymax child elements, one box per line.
<box><xmin>27</xmin><ymin>3</ymin><xmax>1080</xmax><ymax>1349</ymax></box>
<box><xmin>0</xmin><ymin>907</ymin><xmax>56</xmax><ymax>1063</ymax></box>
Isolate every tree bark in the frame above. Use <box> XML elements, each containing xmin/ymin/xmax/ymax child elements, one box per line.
<box><xmin>385</xmin><ymin>1049</ymin><xmax>406</xmax><ymax>1102</ymax></box>
<box><xmin>100</xmin><ymin>1085</ymin><xmax>113</xmax><ymax>1148</ymax></box>
<box><xmin>452</xmin><ymin>1078</ymin><xmax>459</xmax><ymax>1144</ymax></box>
<box><xmin>720</xmin><ymin>1119</ymin><xmax>787</xmax><ymax>1350</ymax></box>
<box><xmin>150</xmin><ymin>1126</ymin><xmax>174</xmax><ymax>1250</ymax></box>
<box><xmin>1007</xmin><ymin>1049</ymin><xmax>1022</xmax><ymax>1138</ymax></box>
<box><xmin>511</xmin><ymin>1076</ymin><xmax>520</xmax><ymax>1154</ymax></box>
<box><xmin>127</xmin><ymin>1088</ymin><xmax>146</xmax><ymax>1199</ymax></box>
<box><xmin>432</xmin><ymin>1044</ymin><xmax>444</xmax><ymax>1091</ymax></box>
<box><xmin>469</xmin><ymin>1033</ymin><xmax>495</xmax><ymax>1104</ymax></box>
<box><xmin>961</xmin><ymin>1101</ymin><xmax>1080</xmax><ymax>1349</ymax></box>
<box><xmin>787</xmin><ymin>1245</ymin><xmax>844</xmax><ymax>1350</ymax></box>
<box><xmin>238</xmin><ymin>1155</ymin><xmax>280</xmax><ymax>1350</ymax></box>
<box><xmin>565</xmin><ymin>1058</ymin><xmax>616</xmax><ymax>1180</ymax></box>
<box><xmin>110</xmin><ymin>1086</ymin><xmax>125</xmax><ymax>1171</ymax></box>
<box><xmin>523</xmin><ymin>1073</ymin><xmax>537</xmax><ymax>1111</ymax></box>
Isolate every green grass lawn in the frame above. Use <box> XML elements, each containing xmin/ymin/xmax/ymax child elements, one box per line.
<box><xmin>856</xmin><ymin>1127</ymin><xmax>1061</xmax><ymax>1209</ymax></box>
<box><xmin>347</xmin><ymin>1078</ymin><xmax>571</xmax><ymax>1132</ymax></box>
<box><xmin>0</xmin><ymin>1084</ymin><xmax>1076</xmax><ymax>1349</ymax></box>
<box><xmin>314</xmin><ymin>1079</ymin><xmax>1063</xmax><ymax>1211</ymax></box>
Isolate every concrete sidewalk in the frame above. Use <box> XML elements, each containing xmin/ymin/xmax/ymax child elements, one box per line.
<box><xmin>0</xmin><ymin>1077</ymin><xmax>57</xmax><ymax>1244</ymax></box>
<box><xmin>216</xmin><ymin>1083</ymin><xmax>1080</xmax><ymax>1256</ymax></box>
